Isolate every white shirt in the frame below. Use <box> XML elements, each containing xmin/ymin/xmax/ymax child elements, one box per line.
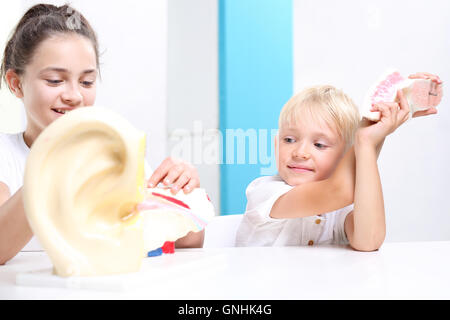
<box><xmin>0</xmin><ymin>132</ymin><xmax>29</xmax><ymax>196</ymax></box>
<box><xmin>0</xmin><ymin>132</ymin><xmax>153</xmax><ymax>252</ymax></box>
<box><xmin>0</xmin><ymin>132</ymin><xmax>41</xmax><ymax>251</ymax></box>
<box><xmin>235</xmin><ymin>175</ymin><xmax>353</xmax><ymax>247</ymax></box>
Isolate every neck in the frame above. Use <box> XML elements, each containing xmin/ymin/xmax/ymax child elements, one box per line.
<box><xmin>23</xmin><ymin>123</ymin><xmax>42</xmax><ymax>149</ymax></box>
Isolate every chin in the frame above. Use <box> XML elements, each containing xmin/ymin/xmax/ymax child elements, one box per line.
<box><xmin>282</xmin><ymin>174</ymin><xmax>316</xmax><ymax>187</ymax></box>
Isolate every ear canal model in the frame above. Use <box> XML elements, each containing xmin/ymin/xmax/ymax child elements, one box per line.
<box><xmin>361</xmin><ymin>69</ymin><xmax>442</xmax><ymax>121</ymax></box>
<box><xmin>23</xmin><ymin>106</ymin><xmax>147</xmax><ymax>277</ymax></box>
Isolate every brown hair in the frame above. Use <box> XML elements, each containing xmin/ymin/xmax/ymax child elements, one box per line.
<box><xmin>0</xmin><ymin>3</ymin><xmax>99</xmax><ymax>89</ymax></box>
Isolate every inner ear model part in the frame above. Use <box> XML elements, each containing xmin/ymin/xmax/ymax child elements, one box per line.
<box><xmin>23</xmin><ymin>106</ymin><xmax>215</xmax><ymax>277</ymax></box>
<box><xmin>361</xmin><ymin>69</ymin><xmax>443</xmax><ymax>121</ymax></box>
<box><xmin>139</xmin><ymin>187</ymin><xmax>215</xmax><ymax>254</ymax></box>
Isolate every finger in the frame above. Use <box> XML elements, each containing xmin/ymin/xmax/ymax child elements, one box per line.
<box><xmin>373</xmin><ymin>104</ymin><xmax>387</xmax><ymax>121</ymax></box>
<box><xmin>427</xmin><ymin>75</ymin><xmax>442</xmax><ymax>83</ymax></box>
<box><xmin>408</xmin><ymin>72</ymin><xmax>434</xmax><ymax>79</ymax></box>
<box><xmin>182</xmin><ymin>177</ymin><xmax>199</xmax><ymax>194</ymax></box>
<box><xmin>379</xmin><ymin>103</ymin><xmax>398</xmax><ymax>125</ymax></box>
<box><xmin>433</xmin><ymin>76</ymin><xmax>443</xmax><ymax>84</ymax></box>
<box><xmin>372</xmin><ymin>101</ymin><xmax>398</xmax><ymax>109</ymax></box>
<box><xmin>147</xmin><ymin>158</ymin><xmax>174</xmax><ymax>187</ymax></box>
<box><xmin>409</xmin><ymin>72</ymin><xmax>442</xmax><ymax>84</ymax></box>
<box><xmin>430</xmin><ymin>82</ymin><xmax>443</xmax><ymax>106</ymax></box>
<box><xmin>389</xmin><ymin>102</ymin><xmax>400</xmax><ymax>122</ymax></box>
<box><xmin>170</xmin><ymin>172</ymin><xmax>190</xmax><ymax>194</ymax></box>
<box><xmin>396</xmin><ymin>89</ymin><xmax>410</xmax><ymax>120</ymax></box>
<box><xmin>412</xmin><ymin>108</ymin><xmax>438</xmax><ymax>118</ymax></box>
<box><xmin>373</xmin><ymin>102</ymin><xmax>395</xmax><ymax>117</ymax></box>
<box><xmin>163</xmin><ymin>163</ymin><xmax>185</xmax><ymax>187</ymax></box>
<box><xmin>370</xmin><ymin>103</ymin><xmax>384</xmax><ymax>112</ymax></box>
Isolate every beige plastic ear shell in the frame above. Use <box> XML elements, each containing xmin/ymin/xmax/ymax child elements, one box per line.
<box><xmin>23</xmin><ymin>106</ymin><xmax>146</xmax><ymax>277</ymax></box>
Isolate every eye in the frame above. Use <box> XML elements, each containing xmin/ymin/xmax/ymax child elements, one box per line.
<box><xmin>46</xmin><ymin>79</ymin><xmax>63</xmax><ymax>85</ymax></box>
<box><xmin>80</xmin><ymin>80</ymin><xmax>95</xmax><ymax>87</ymax></box>
<box><xmin>283</xmin><ymin>137</ymin><xmax>295</xmax><ymax>143</ymax></box>
<box><xmin>314</xmin><ymin>142</ymin><xmax>327</xmax><ymax>149</ymax></box>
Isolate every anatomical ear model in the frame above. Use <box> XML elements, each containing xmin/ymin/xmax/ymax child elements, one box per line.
<box><xmin>140</xmin><ymin>187</ymin><xmax>214</xmax><ymax>255</ymax></box>
<box><xmin>361</xmin><ymin>70</ymin><xmax>443</xmax><ymax>121</ymax></box>
<box><xmin>23</xmin><ymin>107</ymin><xmax>215</xmax><ymax>277</ymax></box>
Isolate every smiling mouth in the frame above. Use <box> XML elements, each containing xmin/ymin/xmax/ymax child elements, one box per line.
<box><xmin>52</xmin><ymin>108</ymin><xmax>70</xmax><ymax>115</ymax></box>
<box><xmin>287</xmin><ymin>165</ymin><xmax>314</xmax><ymax>173</ymax></box>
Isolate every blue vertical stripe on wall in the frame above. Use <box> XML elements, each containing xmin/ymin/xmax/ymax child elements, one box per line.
<box><xmin>218</xmin><ymin>0</ymin><xmax>293</xmax><ymax>215</ymax></box>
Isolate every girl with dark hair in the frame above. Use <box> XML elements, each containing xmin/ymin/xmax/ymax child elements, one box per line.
<box><xmin>0</xmin><ymin>4</ymin><xmax>203</xmax><ymax>264</ymax></box>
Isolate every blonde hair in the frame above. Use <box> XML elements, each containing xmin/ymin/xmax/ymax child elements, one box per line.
<box><xmin>279</xmin><ymin>85</ymin><xmax>360</xmax><ymax>146</ymax></box>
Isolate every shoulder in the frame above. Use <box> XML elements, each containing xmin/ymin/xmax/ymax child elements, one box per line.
<box><xmin>246</xmin><ymin>175</ymin><xmax>292</xmax><ymax>202</ymax></box>
<box><xmin>0</xmin><ymin>133</ymin><xmax>16</xmax><ymax>160</ymax></box>
<box><xmin>0</xmin><ymin>132</ymin><xmax>23</xmax><ymax>151</ymax></box>
<box><xmin>0</xmin><ymin>132</ymin><xmax>13</xmax><ymax>147</ymax></box>
<box><xmin>0</xmin><ymin>132</ymin><xmax>28</xmax><ymax>191</ymax></box>
<box><xmin>237</xmin><ymin>176</ymin><xmax>292</xmax><ymax>245</ymax></box>
<box><xmin>244</xmin><ymin>175</ymin><xmax>293</xmax><ymax>215</ymax></box>
<box><xmin>0</xmin><ymin>132</ymin><xmax>28</xmax><ymax>162</ymax></box>
<box><xmin>246</xmin><ymin>175</ymin><xmax>290</xmax><ymax>195</ymax></box>
<box><xmin>0</xmin><ymin>134</ymin><xmax>16</xmax><ymax>190</ymax></box>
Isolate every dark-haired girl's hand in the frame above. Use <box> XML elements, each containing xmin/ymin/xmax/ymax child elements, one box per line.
<box><xmin>147</xmin><ymin>157</ymin><xmax>200</xmax><ymax>194</ymax></box>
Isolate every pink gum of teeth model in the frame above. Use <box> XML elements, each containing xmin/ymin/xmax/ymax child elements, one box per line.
<box><xmin>362</xmin><ymin>70</ymin><xmax>443</xmax><ymax>121</ymax></box>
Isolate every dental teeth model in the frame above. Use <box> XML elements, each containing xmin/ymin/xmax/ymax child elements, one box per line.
<box><xmin>23</xmin><ymin>106</ymin><xmax>215</xmax><ymax>277</ymax></box>
<box><xmin>361</xmin><ymin>69</ymin><xmax>442</xmax><ymax>121</ymax></box>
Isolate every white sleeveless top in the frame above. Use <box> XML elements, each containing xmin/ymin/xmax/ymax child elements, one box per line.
<box><xmin>235</xmin><ymin>175</ymin><xmax>353</xmax><ymax>247</ymax></box>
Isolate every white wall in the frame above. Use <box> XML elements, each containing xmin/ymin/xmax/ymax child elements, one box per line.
<box><xmin>0</xmin><ymin>1</ymin><xmax>26</xmax><ymax>133</ymax></box>
<box><xmin>167</xmin><ymin>0</ymin><xmax>220</xmax><ymax>211</ymax></box>
<box><xmin>1</xmin><ymin>0</ymin><xmax>168</xmax><ymax>169</ymax></box>
<box><xmin>294</xmin><ymin>0</ymin><xmax>450</xmax><ymax>242</ymax></box>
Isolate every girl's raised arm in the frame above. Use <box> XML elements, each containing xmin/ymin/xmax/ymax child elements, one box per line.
<box><xmin>270</xmin><ymin>140</ymin><xmax>386</xmax><ymax>219</ymax></box>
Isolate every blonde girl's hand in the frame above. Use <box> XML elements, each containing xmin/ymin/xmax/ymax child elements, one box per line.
<box><xmin>357</xmin><ymin>89</ymin><xmax>410</xmax><ymax>148</ymax></box>
<box><xmin>408</xmin><ymin>72</ymin><xmax>443</xmax><ymax>117</ymax></box>
<box><xmin>147</xmin><ymin>157</ymin><xmax>200</xmax><ymax>194</ymax></box>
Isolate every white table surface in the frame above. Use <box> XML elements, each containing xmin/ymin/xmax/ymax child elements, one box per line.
<box><xmin>1</xmin><ymin>241</ymin><xmax>450</xmax><ymax>300</ymax></box>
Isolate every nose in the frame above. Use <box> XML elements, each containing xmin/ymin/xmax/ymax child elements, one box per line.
<box><xmin>293</xmin><ymin>142</ymin><xmax>311</xmax><ymax>160</ymax></box>
<box><xmin>61</xmin><ymin>82</ymin><xmax>83</xmax><ymax>106</ymax></box>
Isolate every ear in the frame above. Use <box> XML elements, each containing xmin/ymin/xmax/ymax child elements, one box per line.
<box><xmin>23</xmin><ymin>107</ymin><xmax>147</xmax><ymax>276</ymax></box>
<box><xmin>5</xmin><ymin>69</ymin><xmax>24</xmax><ymax>98</ymax></box>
